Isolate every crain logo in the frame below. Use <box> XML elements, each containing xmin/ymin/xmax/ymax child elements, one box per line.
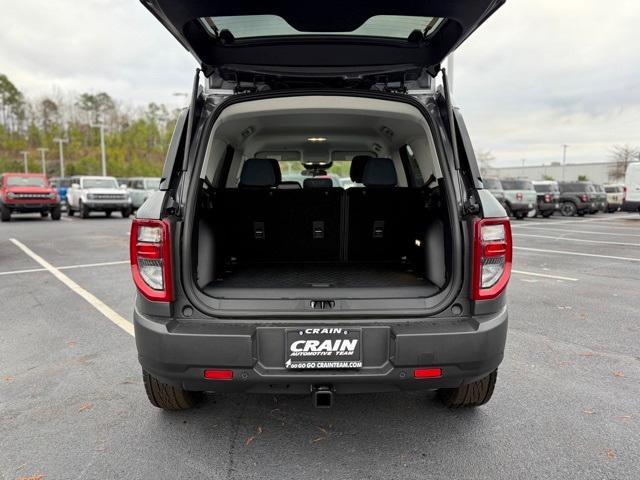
<box><xmin>289</xmin><ymin>329</ymin><xmax>358</xmax><ymax>357</ymax></box>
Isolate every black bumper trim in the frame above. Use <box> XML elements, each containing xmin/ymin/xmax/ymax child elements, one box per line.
<box><xmin>134</xmin><ymin>307</ymin><xmax>508</xmax><ymax>393</ymax></box>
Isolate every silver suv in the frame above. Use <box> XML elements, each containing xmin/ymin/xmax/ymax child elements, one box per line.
<box><xmin>131</xmin><ymin>0</ymin><xmax>511</xmax><ymax>411</ymax></box>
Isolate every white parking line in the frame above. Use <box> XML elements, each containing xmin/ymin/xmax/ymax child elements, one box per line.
<box><xmin>59</xmin><ymin>260</ymin><xmax>129</xmax><ymax>271</ymax></box>
<box><xmin>511</xmin><ymin>226</ymin><xmax>640</xmax><ymax>238</ymax></box>
<box><xmin>9</xmin><ymin>238</ymin><xmax>134</xmax><ymax>337</ymax></box>
<box><xmin>511</xmin><ymin>214</ymin><xmax>637</xmax><ymax>228</ymax></box>
<box><xmin>513</xmin><ymin>233</ymin><xmax>640</xmax><ymax>247</ymax></box>
<box><xmin>515</xmin><ymin>246</ymin><xmax>640</xmax><ymax>262</ymax></box>
<box><xmin>0</xmin><ymin>260</ymin><xmax>129</xmax><ymax>277</ymax></box>
<box><xmin>511</xmin><ymin>270</ymin><xmax>578</xmax><ymax>282</ymax></box>
<box><xmin>0</xmin><ymin>267</ymin><xmax>48</xmax><ymax>276</ymax></box>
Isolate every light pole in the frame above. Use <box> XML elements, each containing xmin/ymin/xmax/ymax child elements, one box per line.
<box><xmin>37</xmin><ymin>148</ymin><xmax>49</xmax><ymax>174</ymax></box>
<box><xmin>90</xmin><ymin>116</ymin><xmax>107</xmax><ymax>176</ymax></box>
<box><xmin>53</xmin><ymin>137</ymin><xmax>69</xmax><ymax>177</ymax></box>
<box><xmin>20</xmin><ymin>151</ymin><xmax>29</xmax><ymax>173</ymax></box>
<box><xmin>562</xmin><ymin>144</ymin><xmax>569</xmax><ymax>181</ymax></box>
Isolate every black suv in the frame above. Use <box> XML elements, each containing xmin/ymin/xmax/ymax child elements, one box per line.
<box><xmin>558</xmin><ymin>181</ymin><xmax>596</xmax><ymax>216</ymax></box>
<box><xmin>131</xmin><ymin>0</ymin><xmax>511</xmax><ymax>410</ymax></box>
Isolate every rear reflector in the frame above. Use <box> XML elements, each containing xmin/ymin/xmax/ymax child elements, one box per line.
<box><xmin>414</xmin><ymin>368</ymin><xmax>442</xmax><ymax>379</ymax></box>
<box><xmin>204</xmin><ymin>369</ymin><xmax>233</xmax><ymax>380</ymax></box>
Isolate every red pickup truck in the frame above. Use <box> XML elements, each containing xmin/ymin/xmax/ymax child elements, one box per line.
<box><xmin>0</xmin><ymin>173</ymin><xmax>61</xmax><ymax>222</ymax></box>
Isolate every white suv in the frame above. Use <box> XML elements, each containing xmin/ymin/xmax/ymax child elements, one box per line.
<box><xmin>67</xmin><ymin>176</ymin><xmax>132</xmax><ymax>218</ymax></box>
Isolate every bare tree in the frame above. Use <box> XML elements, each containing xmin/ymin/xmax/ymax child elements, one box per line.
<box><xmin>609</xmin><ymin>145</ymin><xmax>640</xmax><ymax>181</ymax></box>
<box><xmin>475</xmin><ymin>149</ymin><xmax>495</xmax><ymax>175</ymax></box>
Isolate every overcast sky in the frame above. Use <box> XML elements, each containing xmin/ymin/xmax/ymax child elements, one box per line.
<box><xmin>1</xmin><ymin>0</ymin><xmax>638</xmax><ymax>167</ymax></box>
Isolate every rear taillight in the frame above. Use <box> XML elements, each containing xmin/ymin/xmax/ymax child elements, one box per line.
<box><xmin>515</xmin><ymin>192</ymin><xmax>523</xmax><ymax>201</ymax></box>
<box><xmin>580</xmin><ymin>194</ymin><xmax>589</xmax><ymax>202</ymax></box>
<box><xmin>130</xmin><ymin>219</ymin><xmax>173</xmax><ymax>302</ymax></box>
<box><xmin>472</xmin><ymin>218</ymin><xmax>512</xmax><ymax>300</ymax></box>
<box><xmin>544</xmin><ymin>193</ymin><xmax>551</xmax><ymax>203</ymax></box>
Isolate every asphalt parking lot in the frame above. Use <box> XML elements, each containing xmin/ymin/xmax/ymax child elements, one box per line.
<box><xmin>1</xmin><ymin>212</ymin><xmax>639</xmax><ymax>479</ymax></box>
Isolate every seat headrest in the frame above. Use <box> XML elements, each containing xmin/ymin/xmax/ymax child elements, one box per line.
<box><xmin>350</xmin><ymin>155</ymin><xmax>371</xmax><ymax>183</ymax></box>
<box><xmin>361</xmin><ymin>158</ymin><xmax>397</xmax><ymax>187</ymax></box>
<box><xmin>277</xmin><ymin>181</ymin><xmax>302</xmax><ymax>189</ymax></box>
<box><xmin>303</xmin><ymin>177</ymin><xmax>333</xmax><ymax>189</ymax></box>
<box><xmin>239</xmin><ymin>158</ymin><xmax>281</xmax><ymax>188</ymax></box>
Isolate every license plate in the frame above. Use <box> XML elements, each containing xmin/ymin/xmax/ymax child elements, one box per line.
<box><xmin>285</xmin><ymin>327</ymin><xmax>362</xmax><ymax>369</ymax></box>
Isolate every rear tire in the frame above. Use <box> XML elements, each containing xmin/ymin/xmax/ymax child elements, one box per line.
<box><xmin>105</xmin><ymin>210</ymin><xmax>112</xmax><ymax>218</ymax></box>
<box><xmin>560</xmin><ymin>202</ymin><xmax>577</xmax><ymax>217</ymax></box>
<box><xmin>142</xmin><ymin>369</ymin><xmax>203</xmax><ymax>411</ymax></box>
<box><xmin>41</xmin><ymin>211</ymin><xmax>48</xmax><ymax>218</ymax></box>
<box><xmin>542</xmin><ymin>211</ymin><xmax>553</xmax><ymax>218</ymax></box>
<box><xmin>514</xmin><ymin>211</ymin><xmax>525</xmax><ymax>220</ymax></box>
<box><xmin>121</xmin><ymin>207</ymin><xmax>132</xmax><ymax>218</ymax></box>
<box><xmin>67</xmin><ymin>206</ymin><xmax>74</xmax><ymax>216</ymax></box>
<box><xmin>437</xmin><ymin>370</ymin><xmax>498</xmax><ymax>408</ymax></box>
<box><xmin>1</xmin><ymin>206</ymin><xmax>11</xmax><ymax>222</ymax></box>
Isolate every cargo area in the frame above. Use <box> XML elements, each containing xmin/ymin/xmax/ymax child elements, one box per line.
<box><xmin>189</xmin><ymin>95</ymin><xmax>453</xmax><ymax>302</ymax></box>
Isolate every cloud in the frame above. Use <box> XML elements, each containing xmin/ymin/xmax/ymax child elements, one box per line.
<box><xmin>455</xmin><ymin>0</ymin><xmax>640</xmax><ymax>165</ymax></box>
<box><xmin>0</xmin><ymin>0</ymin><xmax>638</xmax><ymax>166</ymax></box>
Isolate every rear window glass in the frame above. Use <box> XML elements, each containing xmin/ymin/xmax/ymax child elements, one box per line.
<box><xmin>256</xmin><ymin>151</ymin><xmax>352</xmax><ymax>188</ymax></box>
<box><xmin>501</xmin><ymin>180</ymin><xmax>533</xmax><ymax>190</ymax></box>
<box><xmin>6</xmin><ymin>176</ymin><xmax>47</xmax><ymax>187</ymax></box>
<box><xmin>200</xmin><ymin>15</ymin><xmax>444</xmax><ymax>39</ymax></box>
<box><xmin>604</xmin><ymin>186</ymin><xmax>622</xmax><ymax>193</ymax></box>
<box><xmin>82</xmin><ymin>178</ymin><xmax>118</xmax><ymax>189</ymax></box>
<box><xmin>483</xmin><ymin>178</ymin><xmax>502</xmax><ymax>190</ymax></box>
<box><xmin>559</xmin><ymin>182</ymin><xmax>588</xmax><ymax>193</ymax></box>
<box><xmin>533</xmin><ymin>183</ymin><xmax>559</xmax><ymax>193</ymax></box>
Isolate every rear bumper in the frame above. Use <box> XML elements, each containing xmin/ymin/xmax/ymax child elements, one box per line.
<box><xmin>622</xmin><ymin>200</ymin><xmax>640</xmax><ymax>212</ymax></box>
<box><xmin>134</xmin><ymin>307</ymin><xmax>508</xmax><ymax>394</ymax></box>
<box><xmin>537</xmin><ymin>202</ymin><xmax>558</xmax><ymax>213</ymax></box>
<box><xmin>508</xmin><ymin>201</ymin><xmax>535</xmax><ymax>213</ymax></box>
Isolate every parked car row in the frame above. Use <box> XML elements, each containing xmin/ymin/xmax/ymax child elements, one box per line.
<box><xmin>0</xmin><ymin>172</ymin><xmax>161</xmax><ymax>221</ymax></box>
<box><xmin>484</xmin><ymin>177</ymin><xmax>628</xmax><ymax>219</ymax></box>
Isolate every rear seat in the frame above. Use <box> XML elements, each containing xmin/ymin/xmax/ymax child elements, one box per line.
<box><xmin>215</xmin><ymin>158</ymin><xmax>342</xmax><ymax>262</ymax></box>
<box><xmin>347</xmin><ymin>157</ymin><xmax>425</xmax><ymax>261</ymax></box>
<box><xmin>215</xmin><ymin>158</ymin><xmax>280</xmax><ymax>261</ymax></box>
<box><xmin>214</xmin><ymin>157</ymin><xmax>425</xmax><ymax>264</ymax></box>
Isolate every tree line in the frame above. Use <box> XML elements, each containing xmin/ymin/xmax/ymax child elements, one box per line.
<box><xmin>0</xmin><ymin>73</ymin><xmax>179</xmax><ymax>177</ymax></box>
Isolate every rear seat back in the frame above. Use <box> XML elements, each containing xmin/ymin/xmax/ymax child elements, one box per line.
<box><xmin>273</xmin><ymin>188</ymin><xmax>343</xmax><ymax>261</ymax></box>
<box><xmin>215</xmin><ymin>158</ymin><xmax>343</xmax><ymax>263</ymax></box>
<box><xmin>347</xmin><ymin>158</ymin><xmax>425</xmax><ymax>261</ymax></box>
<box><xmin>212</xmin><ymin>156</ymin><xmax>425</xmax><ymax>264</ymax></box>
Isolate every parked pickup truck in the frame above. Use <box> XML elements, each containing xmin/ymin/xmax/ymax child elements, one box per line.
<box><xmin>532</xmin><ymin>180</ymin><xmax>560</xmax><ymax>218</ymax></box>
<box><xmin>66</xmin><ymin>175</ymin><xmax>132</xmax><ymax>218</ymax></box>
<box><xmin>500</xmin><ymin>179</ymin><xmax>537</xmax><ymax>219</ymax></box>
<box><xmin>0</xmin><ymin>173</ymin><xmax>61</xmax><ymax>222</ymax></box>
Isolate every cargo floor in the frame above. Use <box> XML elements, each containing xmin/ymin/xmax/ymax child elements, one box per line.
<box><xmin>201</xmin><ymin>262</ymin><xmax>441</xmax><ymax>299</ymax></box>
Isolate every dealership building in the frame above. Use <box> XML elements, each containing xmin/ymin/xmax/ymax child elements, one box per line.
<box><xmin>483</xmin><ymin>161</ymin><xmax>627</xmax><ymax>184</ymax></box>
